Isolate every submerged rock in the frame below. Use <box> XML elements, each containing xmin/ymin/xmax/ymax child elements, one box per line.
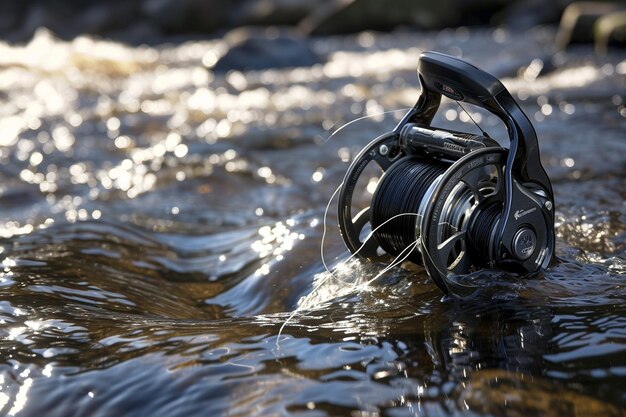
<box><xmin>459</xmin><ymin>369</ymin><xmax>625</xmax><ymax>417</ymax></box>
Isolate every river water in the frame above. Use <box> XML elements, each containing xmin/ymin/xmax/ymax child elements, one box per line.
<box><xmin>0</xmin><ymin>26</ymin><xmax>625</xmax><ymax>416</ymax></box>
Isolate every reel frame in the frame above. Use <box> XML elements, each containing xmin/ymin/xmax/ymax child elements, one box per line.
<box><xmin>337</xmin><ymin>51</ymin><xmax>555</xmax><ymax>294</ymax></box>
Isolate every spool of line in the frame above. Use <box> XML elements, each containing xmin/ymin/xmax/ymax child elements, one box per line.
<box><xmin>370</xmin><ymin>156</ymin><xmax>449</xmax><ymax>264</ymax></box>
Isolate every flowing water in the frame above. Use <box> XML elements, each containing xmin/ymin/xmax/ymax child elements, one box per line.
<box><xmin>0</xmin><ymin>26</ymin><xmax>625</xmax><ymax>416</ymax></box>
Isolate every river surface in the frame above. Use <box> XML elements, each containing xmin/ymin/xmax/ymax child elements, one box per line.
<box><xmin>0</xmin><ymin>26</ymin><xmax>625</xmax><ymax>416</ymax></box>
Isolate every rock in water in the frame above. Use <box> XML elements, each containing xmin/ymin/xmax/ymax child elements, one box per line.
<box><xmin>0</xmin><ymin>1</ymin><xmax>27</xmax><ymax>37</ymax></box>
<box><xmin>212</xmin><ymin>28</ymin><xmax>320</xmax><ymax>72</ymax></box>
<box><xmin>141</xmin><ymin>0</ymin><xmax>243</xmax><ymax>34</ymax></box>
<box><xmin>236</xmin><ymin>0</ymin><xmax>334</xmax><ymax>27</ymax></box>
<box><xmin>300</xmin><ymin>0</ymin><xmax>511</xmax><ymax>34</ymax></box>
<box><xmin>556</xmin><ymin>1</ymin><xmax>626</xmax><ymax>49</ymax></box>
<box><xmin>595</xmin><ymin>11</ymin><xmax>626</xmax><ymax>53</ymax></box>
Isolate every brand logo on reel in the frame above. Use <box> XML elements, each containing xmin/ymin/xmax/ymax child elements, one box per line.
<box><xmin>443</xmin><ymin>141</ymin><xmax>464</xmax><ymax>152</ymax></box>
<box><xmin>514</xmin><ymin>207</ymin><xmax>537</xmax><ymax>220</ymax></box>
<box><xmin>434</xmin><ymin>81</ymin><xmax>463</xmax><ymax>100</ymax></box>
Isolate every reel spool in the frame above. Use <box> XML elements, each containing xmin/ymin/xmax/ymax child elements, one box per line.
<box><xmin>337</xmin><ymin>51</ymin><xmax>555</xmax><ymax>294</ymax></box>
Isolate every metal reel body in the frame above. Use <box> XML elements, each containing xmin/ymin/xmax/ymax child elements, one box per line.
<box><xmin>419</xmin><ymin>148</ymin><xmax>554</xmax><ymax>293</ymax></box>
<box><xmin>337</xmin><ymin>51</ymin><xmax>556</xmax><ymax>294</ymax></box>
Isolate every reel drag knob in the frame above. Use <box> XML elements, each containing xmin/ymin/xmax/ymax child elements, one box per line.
<box><xmin>511</xmin><ymin>227</ymin><xmax>536</xmax><ymax>261</ymax></box>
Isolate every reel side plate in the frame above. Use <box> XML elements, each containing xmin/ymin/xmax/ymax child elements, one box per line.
<box><xmin>419</xmin><ymin>148</ymin><xmax>507</xmax><ymax>293</ymax></box>
<box><xmin>337</xmin><ymin>132</ymin><xmax>403</xmax><ymax>260</ymax></box>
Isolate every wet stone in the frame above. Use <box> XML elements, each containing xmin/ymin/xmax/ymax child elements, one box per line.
<box><xmin>212</xmin><ymin>28</ymin><xmax>321</xmax><ymax>72</ymax></box>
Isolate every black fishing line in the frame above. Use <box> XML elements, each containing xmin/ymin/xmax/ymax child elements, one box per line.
<box><xmin>371</xmin><ymin>156</ymin><xmax>449</xmax><ymax>263</ymax></box>
<box><xmin>467</xmin><ymin>201</ymin><xmax>502</xmax><ymax>267</ymax></box>
<box><xmin>456</xmin><ymin>101</ymin><xmax>491</xmax><ymax>138</ymax></box>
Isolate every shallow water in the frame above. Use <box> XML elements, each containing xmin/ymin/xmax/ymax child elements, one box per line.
<box><xmin>0</xmin><ymin>26</ymin><xmax>625</xmax><ymax>416</ymax></box>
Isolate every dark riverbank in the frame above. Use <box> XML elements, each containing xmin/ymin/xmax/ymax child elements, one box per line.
<box><xmin>1</xmin><ymin>0</ymin><xmax>568</xmax><ymax>44</ymax></box>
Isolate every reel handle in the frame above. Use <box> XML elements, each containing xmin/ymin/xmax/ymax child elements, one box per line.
<box><xmin>399</xmin><ymin>51</ymin><xmax>551</xmax><ymax>194</ymax></box>
<box><xmin>416</xmin><ymin>51</ymin><xmax>506</xmax><ymax>107</ymax></box>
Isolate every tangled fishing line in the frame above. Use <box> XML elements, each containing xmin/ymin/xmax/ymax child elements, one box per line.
<box><xmin>275</xmin><ymin>108</ymin><xmax>437</xmax><ymax>349</ymax></box>
<box><xmin>275</xmin><ymin>102</ymin><xmax>496</xmax><ymax>349</ymax></box>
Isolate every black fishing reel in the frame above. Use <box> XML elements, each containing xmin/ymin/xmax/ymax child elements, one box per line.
<box><xmin>338</xmin><ymin>51</ymin><xmax>555</xmax><ymax>294</ymax></box>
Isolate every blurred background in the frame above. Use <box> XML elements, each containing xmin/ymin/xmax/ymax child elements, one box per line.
<box><xmin>1</xmin><ymin>0</ymin><xmax>626</xmax><ymax>48</ymax></box>
<box><xmin>0</xmin><ymin>2</ymin><xmax>625</xmax><ymax>417</ymax></box>
<box><xmin>0</xmin><ymin>0</ymin><xmax>570</xmax><ymax>42</ymax></box>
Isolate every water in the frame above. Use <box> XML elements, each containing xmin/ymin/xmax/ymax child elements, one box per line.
<box><xmin>0</xmin><ymin>26</ymin><xmax>625</xmax><ymax>416</ymax></box>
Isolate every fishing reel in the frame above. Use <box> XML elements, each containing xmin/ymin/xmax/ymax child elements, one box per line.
<box><xmin>338</xmin><ymin>51</ymin><xmax>555</xmax><ymax>294</ymax></box>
